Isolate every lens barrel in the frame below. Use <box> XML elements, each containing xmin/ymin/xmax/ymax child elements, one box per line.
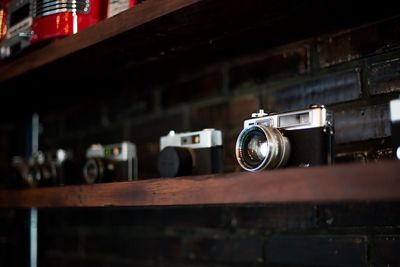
<box><xmin>83</xmin><ymin>158</ymin><xmax>104</xmax><ymax>184</ymax></box>
<box><xmin>235</xmin><ymin>125</ymin><xmax>290</xmax><ymax>171</ymax></box>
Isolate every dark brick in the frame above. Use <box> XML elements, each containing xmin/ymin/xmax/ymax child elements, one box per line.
<box><xmin>371</xmin><ymin>236</ymin><xmax>400</xmax><ymax>266</ymax></box>
<box><xmin>265</xmin><ymin>235</ymin><xmax>367</xmax><ymax>266</ymax></box>
<box><xmin>335</xmin><ymin>147</ymin><xmax>394</xmax><ymax>163</ymax></box>
<box><xmin>223</xmin><ymin>130</ymin><xmax>242</xmax><ymax>173</ymax></box>
<box><xmin>188</xmin><ymin>238</ymin><xmax>263</xmax><ymax>263</ymax></box>
<box><xmin>229</xmin><ymin>45</ymin><xmax>309</xmax><ymax>89</ymax></box>
<box><xmin>136</xmin><ymin>141</ymin><xmax>159</xmax><ymax>178</ymax></box>
<box><xmin>368</xmin><ymin>57</ymin><xmax>400</xmax><ymax>95</ymax></box>
<box><xmin>107</xmin><ymin>88</ymin><xmax>153</xmax><ymax>121</ymax></box>
<box><xmin>318</xmin><ymin>203</ymin><xmax>400</xmax><ymax>227</ymax></box>
<box><xmin>64</xmin><ymin>105</ymin><xmax>102</xmax><ymax>134</ymax></box>
<box><xmin>318</xmin><ymin>17</ymin><xmax>400</xmax><ymax>67</ymax></box>
<box><xmin>232</xmin><ymin>205</ymin><xmax>317</xmax><ymax>230</ymax></box>
<box><xmin>190</xmin><ymin>102</ymin><xmax>229</xmax><ymax>130</ymax></box>
<box><xmin>130</xmin><ymin>112</ymin><xmax>184</xmax><ymax>143</ymax></box>
<box><xmin>81</xmin><ymin>235</ymin><xmax>182</xmax><ymax>260</ymax></box>
<box><xmin>265</xmin><ymin>70</ymin><xmax>361</xmax><ymax>111</ymax></box>
<box><xmin>190</xmin><ymin>94</ymin><xmax>260</xmax><ymax>131</ymax></box>
<box><xmin>0</xmin><ymin>130</ymin><xmax>11</xmax><ymax>163</ymax></box>
<box><xmin>162</xmin><ymin>71</ymin><xmax>222</xmax><ymax>108</ymax></box>
<box><xmin>41</xmin><ymin>119</ymin><xmax>62</xmax><ymax>144</ymax></box>
<box><xmin>81</xmin><ymin>126</ymin><xmax>125</xmax><ymax>149</ymax></box>
<box><xmin>39</xmin><ymin>230</ymin><xmax>81</xmax><ymax>254</ymax></box>
<box><xmin>39</xmin><ymin>207</ymin><xmax>231</xmax><ymax>232</ymax></box>
<box><xmin>335</xmin><ymin>104</ymin><xmax>390</xmax><ymax>144</ymax></box>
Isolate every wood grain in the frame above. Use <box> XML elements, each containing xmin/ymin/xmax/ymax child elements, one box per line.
<box><xmin>0</xmin><ymin>161</ymin><xmax>399</xmax><ymax>208</ymax></box>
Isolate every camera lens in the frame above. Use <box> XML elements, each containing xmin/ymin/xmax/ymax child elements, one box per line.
<box><xmin>26</xmin><ymin>165</ymin><xmax>42</xmax><ymax>188</ymax></box>
<box><xmin>158</xmin><ymin>147</ymin><xmax>193</xmax><ymax>177</ymax></box>
<box><xmin>25</xmin><ymin>164</ymin><xmax>54</xmax><ymax>187</ymax></box>
<box><xmin>236</xmin><ymin>125</ymin><xmax>290</xmax><ymax>171</ymax></box>
<box><xmin>83</xmin><ymin>158</ymin><xmax>104</xmax><ymax>184</ymax></box>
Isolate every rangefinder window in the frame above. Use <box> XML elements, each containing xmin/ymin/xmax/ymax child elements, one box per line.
<box><xmin>256</xmin><ymin>118</ymin><xmax>274</xmax><ymax>127</ymax></box>
<box><xmin>278</xmin><ymin>112</ymin><xmax>310</xmax><ymax>128</ymax></box>
<box><xmin>181</xmin><ymin>134</ymin><xmax>200</xmax><ymax>145</ymax></box>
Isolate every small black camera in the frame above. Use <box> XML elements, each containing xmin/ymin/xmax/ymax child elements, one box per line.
<box><xmin>9</xmin><ymin>149</ymin><xmax>74</xmax><ymax>188</ymax></box>
<box><xmin>390</xmin><ymin>98</ymin><xmax>400</xmax><ymax>160</ymax></box>
<box><xmin>235</xmin><ymin>105</ymin><xmax>334</xmax><ymax>171</ymax></box>
<box><xmin>82</xmin><ymin>141</ymin><xmax>137</xmax><ymax>184</ymax></box>
<box><xmin>157</xmin><ymin>129</ymin><xmax>224</xmax><ymax>177</ymax></box>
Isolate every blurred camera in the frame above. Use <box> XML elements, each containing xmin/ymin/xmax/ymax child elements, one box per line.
<box><xmin>0</xmin><ymin>0</ymin><xmax>33</xmax><ymax>58</ymax></box>
<box><xmin>235</xmin><ymin>105</ymin><xmax>334</xmax><ymax>172</ymax></box>
<box><xmin>9</xmin><ymin>149</ymin><xmax>72</xmax><ymax>188</ymax></box>
<box><xmin>82</xmin><ymin>141</ymin><xmax>137</xmax><ymax>184</ymax></box>
<box><xmin>157</xmin><ymin>129</ymin><xmax>223</xmax><ymax>177</ymax></box>
<box><xmin>390</xmin><ymin>97</ymin><xmax>400</xmax><ymax>160</ymax></box>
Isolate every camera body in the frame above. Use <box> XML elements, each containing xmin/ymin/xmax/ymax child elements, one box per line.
<box><xmin>31</xmin><ymin>0</ymin><xmax>102</xmax><ymax>45</ymax></box>
<box><xmin>9</xmin><ymin>149</ymin><xmax>73</xmax><ymax>188</ymax></box>
<box><xmin>0</xmin><ymin>0</ymin><xmax>33</xmax><ymax>58</ymax></box>
<box><xmin>82</xmin><ymin>141</ymin><xmax>137</xmax><ymax>184</ymax></box>
<box><xmin>390</xmin><ymin>98</ymin><xmax>400</xmax><ymax>160</ymax></box>
<box><xmin>236</xmin><ymin>105</ymin><xmax>334</xmax><ymax>172</ymax></box>
<box><xmin>157</xmin><ymin>129</ymin><xmax>223</xmax><ymax>177</ymax></box>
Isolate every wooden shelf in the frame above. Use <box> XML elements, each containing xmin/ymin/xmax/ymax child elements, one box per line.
<box><xmin>0</xmin><ymin>0</ymin><xmax>397</xmax><ymax>85</ymax></box>
<box><xmin>0</xmin><ymin>0</ymin><xmax>202</xmax><ymax>82</ymax></box>
<box><xmin>0</xmin><ymin>161</ymin><xmax>399</xmax><ymax>208</ymax></box>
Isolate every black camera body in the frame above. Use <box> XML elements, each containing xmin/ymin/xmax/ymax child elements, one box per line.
<box><xmin>0</xmin><ymin>0</ymin><xmax>33</xmax><ymax>58</ymax></box>
<box><xmin>236</xmin><ymin>105</ymin><xmax>334</xmax><ymax>172</ymax></box>
<box><xmin>390</xmin><ymin>98</ymin><xmax>400</xmax><ymax>160</ymax></box>
<box><xmin>157</xmin><ymin>129</ymin><xmax>223</xmax><ymax>177</ymax></box>
<box><xmin>82</xmin><ymin>142</ymin><xmax>137</xmax><ymax>184</ymax></box>
<box><xmin>9</xmin><ymin>149</ymin><xmax>74</xmax><ymax>188</ymax></box>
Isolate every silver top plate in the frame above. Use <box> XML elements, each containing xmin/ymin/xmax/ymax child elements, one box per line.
<box><xmin>86</xmin><ymin>141</ymin><xmax>136</xmax><ymax>161</ymax></box>
<box><xmin>244</xmin><ymin>106</ymin><xmax>331</xmax><ymax>130</ymax></box>
<box><xmin>160</xmin><ymin>129</ymin><xmax>222</xmax><ymax>150</ymax></box>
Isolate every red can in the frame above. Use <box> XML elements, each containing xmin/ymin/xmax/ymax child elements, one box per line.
<box><xmin>31</xmin><ymin>0</ymin><xmax>102</xmax><ymax>45</ymax></box>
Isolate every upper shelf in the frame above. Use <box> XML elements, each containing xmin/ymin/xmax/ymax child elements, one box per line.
<box><xmin>0</xmin><ymin>161</ymin><xmax>399</xmax><ymax>208</ymax></box>
<box><xmin>0</xmin><ymin>0</ymin><xmax>398</xmax><ymax>85</ymax></box>
<box><xmin>0</xmin><ymin>0</ymin><xmax>201</xmax><ymax>82</ymax></box>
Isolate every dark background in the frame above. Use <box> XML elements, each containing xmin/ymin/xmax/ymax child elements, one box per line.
<box><xmin>1</xmin><ymin>1</ymin><xmax>400</xmax><ymax>266</ymax></box>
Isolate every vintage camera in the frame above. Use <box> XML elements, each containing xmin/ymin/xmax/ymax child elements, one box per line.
<box><xmin>106</xmin><ymin>0</ymin><xmax>136</xmax><ymax>18</ymax></box>
<box><xmin>10</xmin><ymin>149</ymin><xmax>75</xmax><ymax>188</ymax></box>
<box><xmin>157</xmin><ymin>129</ymin><xmax>223</xmax><ymax>177</ymax></box>
<box><xmin>390</xmin><ymin>97</ymin><xmax>400</xmax><ymax>160</ymax></box>
<box><xmin>10</xmin><ymin>152</ymin><xmax>54</xmax><ymax>188</ymax></box>
<box><xmin>0</xmin><ymin>0</ymin><xmax>33</xmax><ymax>58</ymax></box>
<box><xmin>30</xmin><ymin>0</ymin><xmax>102</xmax><ymax>45</ymax></box>
<box><xmin>82</xmin><ymin>141</ymin><xmax>137</xmax><ymax>184</ymax></box>
<box><xmin>235</xmin><ymin>105</ymin><xmax>334</xmax><ymax>172</ymax></box>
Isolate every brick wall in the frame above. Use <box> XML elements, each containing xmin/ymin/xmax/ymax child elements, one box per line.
<box><xmin>40</xmin><ymin>16</ymin><xmax>400</xmax><ymax>177</ymax></box>
<box><xmin>34</xmin><ymin>203</ymin><xmax>400</xmax><ymax>266</ymax></box>
<box><xmin>1</xmin><ymin>14</ymin><xmax>400</xmax><ymax>267</ymax></box>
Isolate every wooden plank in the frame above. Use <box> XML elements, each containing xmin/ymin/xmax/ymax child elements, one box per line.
<box><xmin>0</xmin><ymin>0</ymin><xmax>201</xmax><ymax>82</ymax></box>
<box><xmin>0</xmin><ymin>161</ymin><xmax>399</xmax><ymax>208</ymax></box>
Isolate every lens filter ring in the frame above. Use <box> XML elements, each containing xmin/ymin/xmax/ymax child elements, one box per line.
<box><xmin>235</xmin><ymin>125</ymin><xmax>290</xmax><ymax>172</ymax></box>
<box><xmin>83</xmin><ymin>158</ymin><xmax>104</xmax><ymax>184</ymax></box>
